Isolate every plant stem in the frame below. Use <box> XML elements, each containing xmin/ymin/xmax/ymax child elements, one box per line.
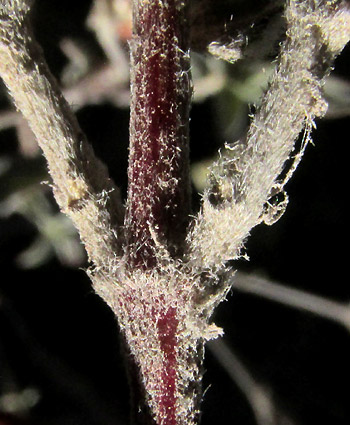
<box><xmin>125</xmin><ymin>0</ymin><xmax>192</xmax><ymax>269</ymax></box>
<box><xmin>118</xmin><ymin>2</ymin><xmax>197</xmax><ymax>424</ymax></box>
<box><xmin>0</xmin><ymin>1</ymin><xmax>124</xmax><ymax>270</ymax></box>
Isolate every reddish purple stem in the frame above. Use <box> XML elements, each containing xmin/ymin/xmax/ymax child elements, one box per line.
<box><xmin>125</xmin><ymin>0</ymin><xmax>191</xmax><ymax>269</ymax></box>
<box><xmin>157</xmin><ymin>307</ymin><xmax>178</xmax><ymax>425</ymax></box>
<box><xmin>123</xmin><ymin>1</ymin><xmax>191</xmax><ymax>423</ymax></box>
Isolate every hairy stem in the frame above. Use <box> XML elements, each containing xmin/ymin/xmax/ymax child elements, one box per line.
<box><xmin>0</xmin><ymin>0</ymin><xmax>124</xmax><ymax>271</ymax></box>
<box><xmin>189</xmin><ymin>0</ymin><xmax>350</xmax><ymax>271</ymax></box>
<box><xmin>115</xmin><ymin>2</ymin><xmax>197</xmax><ymax>424</ymax></box>
<box><xmin>125</xmin><ymin>0</ymin><xmax>192</xmax><ymax>269</ymax></box>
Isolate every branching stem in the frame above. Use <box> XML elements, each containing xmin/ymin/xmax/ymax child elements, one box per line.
<box><xmin>1</xmin><ymin>1</ymin><xmax>350</xmax><ymax>425</ymax></box>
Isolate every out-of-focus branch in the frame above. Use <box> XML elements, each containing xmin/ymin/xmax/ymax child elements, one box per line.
<box><xmin>0</xmin><ymin>110</ymin><xmax>21</xmax><ymax>130</ymax></box>
<box><xmin>208</xmin><ymin>338</ymin><xmax>295</xmax><ymax>425</ymax></box>
<box><xmin>0</xmin><ymin>60</ymin><xmax>130</xmax><ymax>158</ymax></box>
<box><xmin>324</xmin><ymin>74</ymin><xmax>350</xmax><ymax>118</ymax></box>
<box><xmin>87</xmin><ymin>0</ymin><xmax>130</xmax><ymax>79</ymax></box>
<box><xmin>0</xmin><ymin>0</ymin><xmax>124</xmax><ymax>272</ymax></box>
<box><xmin>232</xmin><ymin>272</ymin><xmax>350</xmax><ymax>332</ymax></box>
<box><xmin>64</xmin><ymin>62</ymin><xmax>130</xmax><ymax>108</ymax></box>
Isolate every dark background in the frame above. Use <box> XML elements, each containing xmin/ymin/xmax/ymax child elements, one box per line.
<box><xmin>1</xmin><ymin>1</ymin><xmax>349</xmax><ymax>424</ymax></box>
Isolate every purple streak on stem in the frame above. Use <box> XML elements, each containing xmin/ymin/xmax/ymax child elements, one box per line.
<box><xmin>157</xmin><ymin>306</ymin><xmax>178</xmax><ymax>425</ymax></box>
<box><xmin>125</xmin><ymin>0</ymin><xmax>191</xmax><ymax>269</ymax></box>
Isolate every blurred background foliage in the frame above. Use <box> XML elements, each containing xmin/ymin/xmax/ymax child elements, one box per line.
<box><xmin>0</xmin><ymin>1</ymin><xmax>349</xmax><ymax>424</ymax></box>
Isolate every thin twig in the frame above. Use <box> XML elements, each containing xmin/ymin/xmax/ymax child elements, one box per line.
<box><xmin>232</xmin><ymin>272</ymin><xmax>350</xmax><ymax>332</ymax></box>
<box><xmin>208</xmin><ymin>338</ymin><xmax>296</xmax><ymax>425</ymax></box>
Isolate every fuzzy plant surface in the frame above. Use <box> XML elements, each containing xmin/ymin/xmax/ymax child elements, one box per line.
<box><xmin>1</xmin><ymin>1</ymin><xmax>350</xmax><ymax>424</ymax></box>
